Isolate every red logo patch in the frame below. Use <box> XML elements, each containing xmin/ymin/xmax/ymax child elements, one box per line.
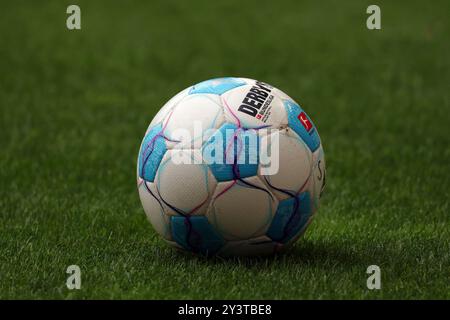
<box><xmin>298</xmin><ymin>112</ymin><xmax>313</xmax><ymax>131</ymax></box>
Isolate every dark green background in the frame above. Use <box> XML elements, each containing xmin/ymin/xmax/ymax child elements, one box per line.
<box><xmin>0</xmin><ymin>0</ymin><xmax>449</xmax><ymax>298</ymax></box>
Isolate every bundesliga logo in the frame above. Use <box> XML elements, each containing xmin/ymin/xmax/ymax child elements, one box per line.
<box><xmin>298</xmin><ymin>112</ymin><xmax>313</xmax><ymax>132</ymax></box>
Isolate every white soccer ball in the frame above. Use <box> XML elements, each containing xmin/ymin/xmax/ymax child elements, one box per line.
<box><xmin>137</xmin><ymin>77</ymin><xmax>326</xmax><ymax>256</ymax></box>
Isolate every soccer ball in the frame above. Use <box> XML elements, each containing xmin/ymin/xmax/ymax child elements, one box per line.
<box><xmin>137</xmin><ymin>77</ymin><xmax>326</xmax><ymax>256</ymax></box>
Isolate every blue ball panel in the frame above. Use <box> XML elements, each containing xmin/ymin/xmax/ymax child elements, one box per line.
<box><xmin>171</xmin><ymin>216</ymin><xmax>225</xmax><ymax>255</ymax></box>
<box><xmin>283</xmin><ymin>100</ymin><xmax>321</xmax><ymax>152</ymax></box>
<box><xmin>189</xmin><ymin>77</ymin><xmax>246</xmax><ymax>95</ymax></box>
<box><xmin>138</xmin><ymin>124</ymin><xmax>167</xmax><ymax>183</ymax></box>
<box><xmin>267</xmin><ymin>192</ymin><xmax>312</xmax><ymax>243</ymax></box>
<box><xmin>203</xmin><ymin>123</ymin><xmax>259</xmax><ymax>182</ymax></box>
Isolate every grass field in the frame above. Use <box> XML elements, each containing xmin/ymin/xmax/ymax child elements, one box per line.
<box><xmin>0</xmin><ymin>0</ymin><xmax>449</xmax><ymax>299</ymax></box>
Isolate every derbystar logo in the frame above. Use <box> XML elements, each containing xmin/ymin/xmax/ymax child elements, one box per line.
<box><xmin>298</xmin><ymin>111</ymin><xmax>313</xmax><ymax>132</ymax></box>
<box><xmin>237</xmin><ymin>81</ymin><xmax>273</xmax><ymax>118</ymax></box>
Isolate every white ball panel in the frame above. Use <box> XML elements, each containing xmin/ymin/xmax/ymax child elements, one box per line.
<box><xmin>138</xmin><ymin>181</ymin><xmax>172</xmax><ymax>240</ymax></box>
<box><xmin>207</xmin><ymin>176</ymin><xmax>277</xmax><ymax>241</ymax></box>
<box><xmin>156</xmin><ymin>150</ymin><xmax>216</xmax><ymax>216</ymax></box>
<box><xmin>259</xmin><ymin>129</ymin><xmax>313</xmax><ymax>200</ymax></box>
<box><xmin>164</xmin><ymin>94</ymin><xmax>224</xmax><ymax>149</ymax></box>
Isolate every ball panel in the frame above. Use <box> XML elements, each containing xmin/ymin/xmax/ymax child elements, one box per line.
<box><xmin>163</xmin><ymin>94</ymin><xmax>225</xmax><ymax>149</ymax></box>
<box><xmin>171</xmin><ymin>215</ymin><xmax>225</xmax><ymax>255</ymax></box>
<box><xmin>283</xmin><ymin>99</ymin><xmax>321</xmax><ymax>152</ymax></box>
<box><xmin>138</xmin><ymin>123</ymin><xmax>167</xmax><ymax>183</ymax></box>
<box><xmin>203</xmin><ymin>122</ymin><xmax>259</xmax><ymax>182</ymax></box>
<box><xmin>138</xmin><ymin>181</ymin><xmax>172</xmax><ymax>240</ymax></box>
<box><xmin>259</xmin><ymin>129</ymin><xmax>313</xmax><ymax>201</ymax></box>
<box><xmin>189</xmin><ymin>77</ymin><xmax>247</xmax><ymax>95</ymax></box>
<box><xmin>266</xmin><ymin>191</ymin><xmax>312</xmax><ymax>244</ymax></box>
<box><xmin>235</xmin><ymin>77</ymin><xmax>258</xmax><ymax>86</ymax></box>
<box><xmin>207</xmin><ymin>176</ymin><xmax>277</xmax><ymax>241</ymax></box>
<box><xmin>156</xmin><ymin>150</ymin><xmax>216</xmax><ymax>216</ymax></box>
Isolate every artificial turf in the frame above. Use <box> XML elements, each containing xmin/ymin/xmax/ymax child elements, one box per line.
<box><xmin>0</xmin><ymin>0</ymin><xmax>449</xmax><ymax>299</ymax></box>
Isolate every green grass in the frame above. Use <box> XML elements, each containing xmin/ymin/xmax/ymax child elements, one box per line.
<box><xmin>0</xmin><ymin>0</ymin><xmax>449</xmax><ymax>299</ymax></box>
